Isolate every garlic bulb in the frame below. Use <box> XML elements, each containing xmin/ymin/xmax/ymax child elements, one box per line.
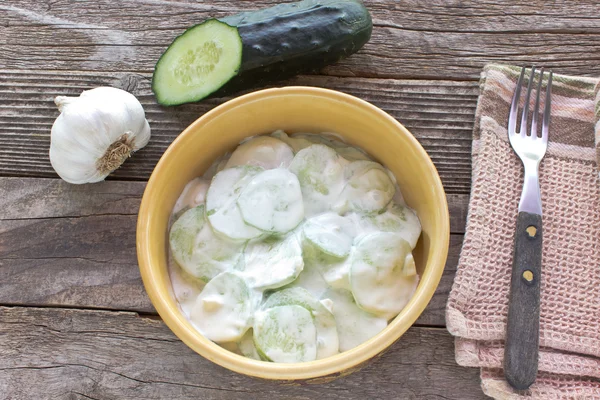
<box><xmin>50</xmin><ymin>87</ymin><xmax>151</xmax><ymax>184</ymax></box>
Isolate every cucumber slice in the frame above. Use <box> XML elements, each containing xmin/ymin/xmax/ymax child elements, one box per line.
<box><xmin>333</xmin><ymin>146</ymin><xmax>371</xmax><ymax>162</ymax></box>
<box><xmin>237</xmin><ymin>169</ymin><xmax>304</xmax><ymax>234</ymax></box>
<box><xmin>327</xmin><ymin>142</ymin><xmax>370</xmax><ymax>162</ymax></box>
<box><xmin>225</xmin><ymin>136</ymin><xmax>294</xmax><ymax>170</ymax></box>
<box><xmin>322</xmin><ymin>288</ymin><xmax>388</xmax><ymax>352</ymax></box>
<box><xmin>238</xmin><ymin>329</ymin><xmax>263</xmax><ymax>361</ymax></box>
<box><xmin>282</xmin><ymin>258</ymin><xmax>329</xmax><ymax>299</ymax></box>
<box><xmin>241</xmin><ymin>234</ymin><xmax>304</xmax><ymax>290</ymax></box>
<box><xmin>168</xmin><ymin>252</ymin><xmax>206</xmax><ymax>317</ymax></box>
<box><xmin>253</xmin><ymin>305</ymin><xmax>317</xmax><ymax>363</ymax></box>
<box><xmin>271</xmin><ymin>131</ymin><xmax>318</xmax><ymax>154</ymax></box>
<box><xmin>202</xmin><ymin>152</ymin><xmax>232</xmax><ymax>181</ymax></box>
<box><xmin>206</xmin><ymin>166</ymin><xmax>264</xmax><ymax>241</ymax></box>
<box><xmin>335</xmin><ymin>161</ymin><xmax>396</xmax><ymax>214</ymax></box>
<box><xmin>264</xmin><ymin>287</ymin><xmax>339</xmax><ymax>359</ymax></box>
<box><xmin>152</xmin><ymin>19</ymin><xmax>243</xmax><ymax>106</ymax></box>
<box><xmin>303</xmin><ymin>242</ymin><xmax>352</xmax><ymax>291</ymax></box>
<box><xmin>302</xmin><ymin>133</ymin><xmax>372</xmax><ymax>162</ymax></box>
<box><xmin>350</xmin><ymin>232</ymin><xmax>419</xmax><ymax>319</ymax></box>
<box><xmin>190</xmin><ymin>271</ymin><xmax>253</xmax><ymax>342</ymax></box>
<box><xmin>169</xmin><ymin>205</ymin><xmax>242</xmax><ymax>282</ymax></box>
<box><xmin>303</xmin><ymin>212</ymin><xmax>356</xmax><ymax>258</ymax></box>
<box><xmin>289</xmin><ymin>144</ymin><xmax>347</xmax><ymax>216</ymax></box>
<box><xmin>172</xmin><ymin>177</ymin><xmax>210</xmax><ymax>219</ymax></box>
<box><xmin>356</xmin><ymin>203</ymin><xmax>422</xmax><ymax>249</ymax></box>
<box><xmin>272</xmin><ymin>131</ymin><xmax>371</xmax><ymax>162</ymax></box>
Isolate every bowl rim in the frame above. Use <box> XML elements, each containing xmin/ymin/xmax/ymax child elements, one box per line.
<box><xmin>137</xmin><ymin>86</ymin><xmax>450</xmax><ymax>380</ymax></box>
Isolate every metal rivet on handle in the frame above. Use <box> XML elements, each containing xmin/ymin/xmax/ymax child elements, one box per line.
<box><xmin>523</xmin><ymin>270</ymin><xmax>534</xmax><ymax>282</ymax></box>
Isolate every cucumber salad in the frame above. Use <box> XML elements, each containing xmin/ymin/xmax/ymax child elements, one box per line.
<box><xmin>168</xmin><ymin>131</ymin><xmax>422</xmax><ymax>363</ymax></box>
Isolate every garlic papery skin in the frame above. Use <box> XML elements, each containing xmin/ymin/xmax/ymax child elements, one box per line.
<box><xmin>50</xmin><ymin>87</ymin><xmax>151</xmax><ymax>184</ymax></box>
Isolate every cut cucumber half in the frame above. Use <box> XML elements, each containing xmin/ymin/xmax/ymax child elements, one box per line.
<box><xmin>322</xmin><ymin>288</ymin><xmax>388</xmax><ymax>352</ymax></box>
<box><xmin>356</xmin><ymin>203</ymin><xmax>422</xmax><ymax>249</ymax></box>
<box><xmin>237</xmin><ymin>168</ymin><xmax>304</xmax><ymax>234</ymax></box>
<box><xmin>152</xmin><ymin>1</ymin><xmax>372</xmax><ymax>105</ymax></box>
<box><xmin>206</xmin><ymin>165</ymin><xmax>264</xmax><ymax>241</ymax></box>
<box><xmin>289</xmin><ymin>144</ymin><xmax>347</xmax><ymax>216</ymax></box>
<box><xmin>335</xmin><ymin>161</ymin><xmax>396</xmax><ymax>214</ymax></box>
<box><xmin>169</xmin><ymin>205</ymin><xmax>243</xmax><ymax>282</ymax></box>
<box><xmin>264</xmin><ymin>287</ymin><xmax>339</xmax><ymax>359</ymax></box>
<box><xmin>350</xmin><ymin>232</ymin><xmax>419</xmax><ymax>319</ymax></box>
<box><xmin>190</xmin><ymin>271</ymin><xmax>253</xmax><ymax>342</ymax></box>
<box><xmin>303</xmin><ymin>212</ymin><xmax>356</xmax><ymax>258</ymax></box>
<box><xmin>152</xmin><ymin>19</ymin><xmax>243</xmax><ymax>106</ymax></box>
<box><xmin>225</xmin><ymin>136</ymin><xmax>294</xmax><ymax>170</ymax></box>
<box><xmin>241</xmin><ymin>234</ymin><xmax>304</xmax><ymax>290</ymax></box>
<box><xmin>253</xmin><ymin>305</ymin><xmax>318</xmax><ymax>363</ymax></box>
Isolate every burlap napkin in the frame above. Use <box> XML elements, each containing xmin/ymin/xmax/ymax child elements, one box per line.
<box><xmin>446</xmin><ymin>64</ymin><xmax>600</xmax><ymax>399</ymax></box>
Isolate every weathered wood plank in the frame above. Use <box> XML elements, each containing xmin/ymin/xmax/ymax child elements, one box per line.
<box><xmin>0</xmin><ymin>214</ymin><xmax>151</xmax><ymax>312</ymax></box>
<box><xmin>0</xmin><ymin>306</ymin><xmax>486</xmax><ymax>399</ymax></box>
<box><xmin>0</xmin><ymin>177</ymin><xmax>144</xmax><ymax>219</ymax></box>
<box><xmin>0</xmin><ymin>70</ymin><xmax>477</xmax><ymax>193</ymax></box>
<box><xmin>0</xmin><ymin>177</ymin><xmax>469</xmax><ymax>324</ymax></box>
<box><xmin>1</xmin><ymin>0</ymin><xmax>600</xmax><ymax>79</ymax></box>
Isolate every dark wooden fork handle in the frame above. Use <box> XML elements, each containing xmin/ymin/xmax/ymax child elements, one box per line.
<box><xmin>504</xmin><ymin>211</ymin><xmax>542</xmax><ymax>390</ymax></box>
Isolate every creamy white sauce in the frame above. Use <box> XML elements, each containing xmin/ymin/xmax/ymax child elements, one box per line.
<box><xmin>190</xmin><ymin>271</ymin><xmax>253</xmax><ymax>342</ymax></box>
<box><xmin>237</xmin><ymin>168</ymin><xmax>304</xmax><ymax>233</ymax></box>
<box><xmin>324</xmin><ymin>288</ymin><xmax>388</xmax><ymax>352</ymax></box>
<box><xmin>168</xmin><ymin>255</ymin><xmax>205</xmax><ymax>317</ymax></box>
<box><xmin>168</xmin><ymin>131</ymin><xmax>422</xmax><ymax>362</ymax></box>
<box><xmin>284</xmin><ymin>259</ymin><xmax>329</xmax><ymax>299</ymax></box>
<box><xmin>173</xmin><ymin>177</ymin><xmax>210</xmax><ymax>216</ymax></box>
<box><xmin>241</xmin><ymin>234</ymin><xmax>304</xmax><ymax>290</ymax></box>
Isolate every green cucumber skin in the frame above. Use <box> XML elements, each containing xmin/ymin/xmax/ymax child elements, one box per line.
<box><xmin>212</xmin><ymin>0</ymin><xmax>372</xmax><ymax>98</ymax></box>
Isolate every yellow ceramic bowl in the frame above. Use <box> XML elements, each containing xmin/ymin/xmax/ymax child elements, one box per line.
<box><xmin>137</xmin><ymin>86</ymin><xmax>449</xmax><ymax>381</ymax></box>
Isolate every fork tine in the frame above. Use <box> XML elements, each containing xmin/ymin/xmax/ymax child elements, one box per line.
<box><xmin>541</xmin><ymin>71</ymin><xmax>552</xmax><ymax>142</ymax></box>
<box><xmin>509</xmin><ymin>67</ymin><xmax>525</xmax><ymax>135</ymax></box>
<box><xmin>520</xmin><ymin>66</ymin><xmax>536</xmax><ymax>136</ymax></box>
<box><xmin>530</xmin><ymin>68</ymin><xmax>544</xmax><ymax>139</ymax></box>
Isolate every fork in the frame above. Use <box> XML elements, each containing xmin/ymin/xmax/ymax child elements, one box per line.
<box><xmin>504</xmin><ymin>66</ymin><xmax>552</xmax><ymax>390</ymax></box>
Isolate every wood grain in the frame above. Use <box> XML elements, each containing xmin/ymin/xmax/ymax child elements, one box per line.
<box><xmin>0</xmin><ymin>306</ymin><xmax>487</xmax><ymax>400</ymax></box>
<box><xmin>0</xmin><ymin>177</ymin><xmax>469</xmax><ymax>325</ymax></box>
<box><xmin>0</xmin><ymin>177</ymin><xmax>143</xmax><ymax>219</ymax></box>
<box><xmin>0</xmin><ymin>70</ymin><xmax>477</xmax><ymax>193</ymax></box>
<box><xmin>1</xmin><ymin>0</ymin><xmax>599</xmax><ymax>79</ymax></box>
<box><xmin>4</xmin><ymin>0</ymin><xmax>599</xmax><ymax>191</ymax></box>
<box><xmin>7</xmin><ymin>0</ymin><xmax>597</xmax><ymax>396</ymax></box>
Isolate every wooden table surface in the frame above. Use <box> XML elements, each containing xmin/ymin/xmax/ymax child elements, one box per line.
<box><xmin>1</xmin><ymin>1</ymin><xmax>599</xmax><ymax>399</ymax></box>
